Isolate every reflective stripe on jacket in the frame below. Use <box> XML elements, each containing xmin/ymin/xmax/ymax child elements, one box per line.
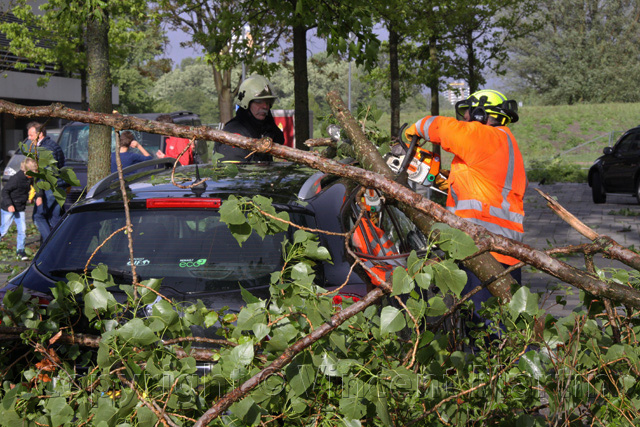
<box><xmin>413</xmin><ymin>116</ymin><xmax>527</xmax><ymax>265</ymax></box>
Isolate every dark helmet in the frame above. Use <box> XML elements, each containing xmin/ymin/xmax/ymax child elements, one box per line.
<box><xmin>236</xmin><ymin>74</ymin><xmax>277</xmax><ymax>109</ymax></box>
<box><xmin>455</xmin><ymin>89</ymin><xmax>519</xmax><ymax>126</ymax></box>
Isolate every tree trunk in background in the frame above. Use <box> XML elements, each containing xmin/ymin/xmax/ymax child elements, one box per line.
<box><xmin>389</xmin><ymin>26</ymin><xmax>400</xmax><ymax>140</ymax></box>
<box><xmin>80</xmin><ymin>69</ymin><xmax>87</xmax><ymax>111</ymax></box>
<box><xmin>465</xmin><ymin>29</ymin><xmax>479</xmax><ymax>93</ymax></box>
<box><xmin>428</xmin><ymin>35</ymin><xmax>441</xmax><ymax>157</ymax></box>
<box><xmin>293</xmin><ymin>24</ymin><xmax>310</xmax><ymax>148</ymax></box>
<box><xmin>213</xmin><ymin>65</ymin><xmax>233</xmax><ymax>124</ymax></box>
<box><xmin>86</xmin><ymin>10</ymin><xmax>112</xmax><ymax>189</ymax></box>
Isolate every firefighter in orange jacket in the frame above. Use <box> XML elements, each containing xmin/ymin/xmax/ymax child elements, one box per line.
<box><xmin>405</xmin><ymin>89</ymin><xmax>527</xmax><ymax>323</ymax></box>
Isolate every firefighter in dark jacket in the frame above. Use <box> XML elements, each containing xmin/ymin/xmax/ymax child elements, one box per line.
<box><xmin>1</xmin><ymin>157</ymin><xmax>38</xmax><ymax>260</ymax></box>
<box><xmin>215</xmin><ymin>74</ymin><xmax>284</xmax><ymax>162</ymax></box>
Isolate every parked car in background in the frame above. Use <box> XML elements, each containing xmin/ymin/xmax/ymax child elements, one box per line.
<box><xmin>57</xmin><ymin>111</ymin><xmax>206</xmax><ymax>208</ymax></box>
<box><xmin>47</xmin><ymin>127</ymin><xmax>62</xmax><ymax>143</ymax></box>
<box><xmin>589</xmin><ymin>125</ymin><xmax>640</xmax><ymax>203</ymax></box>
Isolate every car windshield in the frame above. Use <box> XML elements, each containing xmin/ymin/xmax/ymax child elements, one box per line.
<box><xmin>58</xmin><ymin>124</ymin><xmax>162</xmax><ymax>162</ymax></box>
<box><xmin>35</xmin><ymin>208</ymin><xmax>287</xmax><ymax>293</ymax></box>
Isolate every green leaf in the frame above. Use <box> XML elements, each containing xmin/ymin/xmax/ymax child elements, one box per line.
<box><xmin>240</xmin><ymin>284</ymin><xmax>260</xmax><ymax>304</ymax></box>
<box><xmin>91</xmin><ymin>264</ymin><xmax>109</xmax><ymax>282</ymax></box>
<box><xmin>46</xmin><ymin>397</ymin><xmax>73</xmax><ymax>426</ymax></box>
<box><xmin>375</xmin><ymin>394</ymin><xmax>392</xmax><ymax>426</ymax></box>
<box><xmin>59</xmin><ymin>166</ymin><xmax>81</xmax><ymax>186</ymax></box>
<box><xmin>508</xmin><ymin>286</ymin><xmax>540</xmax><ymax>319</ymax></box>
<box><xmin>228</xmin><ymin>222</ymin><xmax>252</xmax><ymax>246</ymax></box>
<box><xmin>231</xmin><ymin>342</ymin><xmax>254</xmax><ymax>366</ymax></box>
<box><xmin>252</xmin><ymin>323</ymin><xmax>269</xmax><ymax>341</ymax></box>
<box><xmin>518</xmin><ymin>351</ymin><xmax>545</xmax><ymax>380</ymax></box>
<box><xmin>288</xmin><ymin>364</ymin><xmax>315</xmax><ymax>396</ymax></box>
<box><xmin>118</xmin><ymin>318</ymin><xmax>159</xmax><ymax>346</ymax></box>
<box><xmin>425</xmin><ymin>296</ymin><xmax>447</xmax><ymax>317</ymax></box>
<box><xmin>83</xmin><ymin>287</ymin><xmax>117</xmax><ymax>320</ymax></box>
<box><xmin>391</xmin><ymin>267</ymin><xmax>414</xmax><ymax>295</ymax></box>
<box><xmin>432</xmin><ymin>223</ymin><xmax>478</xmax><ymax>259</ymax></box>
<box><xmin>151</xmin><ymin>299</ymin><xmax>178</xmax><ymax>326</ymax></box>
<box><xmin>415</xmin><ymin>270</ymin><xmax>433</xmax><ymax>289</ymax></box>
<box><xmin>432</xmin><ymin>260</ymin><xmax>467</xmax><ymax>296</ymax></box>
<box><xmin>380</xmin><ymin>306</ymin><xmax>406</xmax><ymax>334</ymax></box>
<box><xmin>219</xmin><ymin>196</ymin><xmax>247</xmax><ymax>225</ymax></box>
<box><xmin>229</xmin><ymin>396</ymin><xmax>264</xmax><ymax>426</ymax></box>
<box><xmin>204</xmin><ymin>311</ymin><xmax>219</xmax><ymax>329</ymax></box>
<box><xmin>291</xmin><ymin>262</ymin><xmax>314</xmax><ymax>286</ymax></box>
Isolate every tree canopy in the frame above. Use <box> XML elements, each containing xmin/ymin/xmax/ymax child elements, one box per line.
<box><xmin>507</xmin><ymin>0</ymin><xmax>640</xmax><ymax>104</ymax></box>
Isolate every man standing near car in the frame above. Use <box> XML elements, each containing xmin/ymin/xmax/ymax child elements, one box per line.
<box><xmin>215</xmin><ymin>74</ymin><xmax>284</xmax><ymax>162</ymax></box>
<box><xmin>26</xmin><ymin>121</ymin><xmax>65</xmax><ymax>243</ymax></box>
<box><xmin>405</xmin><ymin>89</ymin><xmax>527</xmax><ymax>325</ymax></box>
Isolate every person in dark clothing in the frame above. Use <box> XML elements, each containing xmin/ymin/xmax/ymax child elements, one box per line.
<box><xmin>26</xmin><ymin>121</ymin><xmax>66</xmax><ymax>243</ymax></box>
<box><xmin>110</xmin><ymin>131</ymin><xmax>153</xmax><ymax>172</ymax></box>
<box><xmin>215</xmin><ymin>74</ymin><xmax>284</xmax><ymax>162</ymax></box>
<box><xmin>1</xmin><ymin>157</ymin><xmax>38</xmax><ymax>260</ymax></box>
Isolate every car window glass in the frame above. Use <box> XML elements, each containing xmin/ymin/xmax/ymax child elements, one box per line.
<box><xmin>35</xmin><ymin>209</ymin><xmax>287</xmax><ymax>292</ymax></box>
<box><xmin>59</xmin><ymin>124</ymin><xmax>90</xmax><ymax>161</ymax></box>
<box><xmin>59</xmin><ymin>124</ymin><xmax>163</xmax><ymax>162</ymax></box>
<box><xmin>616</xmin><ymin>133</ymin><xmax>639</xmax><ymax>154</ymax></box>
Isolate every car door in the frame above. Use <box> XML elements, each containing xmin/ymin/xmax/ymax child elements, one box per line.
<box><xmin>602</xmin><ymin>131</ymin><xmax>640</xmax><ymax>192</ymax></box>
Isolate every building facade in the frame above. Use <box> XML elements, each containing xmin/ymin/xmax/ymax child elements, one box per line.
<box><xmin>0</xmin><ymin>0</ymin><xmax>118</xmax><ymax>165</ymax></box>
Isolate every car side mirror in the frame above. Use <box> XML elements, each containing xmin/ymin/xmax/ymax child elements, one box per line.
<box><xmin>603</xmin><ymin>146</ymin><xmax>613</xmax><ymax>155</ymax></box>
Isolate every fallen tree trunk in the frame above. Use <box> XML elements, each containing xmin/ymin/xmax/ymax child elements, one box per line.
<box><xmin>325</xmin><ymin>91</ymin><xmax>515</xmax><ymax>302</ymax></box>
<box><xmin>0</xmin><ymin>99</ymin><xmax>638</xmax><ymax>307</ymax></box>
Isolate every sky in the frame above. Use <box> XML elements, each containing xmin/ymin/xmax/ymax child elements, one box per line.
<box><xmin>165</xmin><ymin>29</ymin><xmax>203</xmax><ymax>67</ymax></box>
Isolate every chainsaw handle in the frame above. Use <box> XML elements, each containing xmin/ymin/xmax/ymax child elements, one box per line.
<box><xmin>398</xmin><ymin>134</ymin><xmax>419</xmax><ymax>176</ymax></box>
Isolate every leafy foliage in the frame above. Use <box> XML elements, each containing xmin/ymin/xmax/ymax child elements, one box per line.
<box><xmin>2</xmin><ymin>187</ymin><xmax>640</xmax><ymax>425</ymax></box>
<box><xmin>507</xmin><ymin>0</ymin><xmax>640</xmax><ymax>104</ymax></box>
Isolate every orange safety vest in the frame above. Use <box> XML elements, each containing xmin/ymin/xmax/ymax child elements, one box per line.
<box><xmin>413</xmin><ymin>116</ymin><xmax>527</xmax><ymax>265</ymax></box>
<box><xmin>351</xmin><ymin>217</ymin><xmax>405</xmax><ymax>285</ymax></box>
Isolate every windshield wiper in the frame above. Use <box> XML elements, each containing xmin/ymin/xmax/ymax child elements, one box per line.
<box><xmin>48</xmin><ymin>267</ymin><xmax>140</xmax><ymax>283</ymax></box>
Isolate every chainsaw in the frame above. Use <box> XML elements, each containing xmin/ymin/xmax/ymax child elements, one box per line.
<box><xmin>385</xmin><ymin>124</ymin><xmax>449</xmax><ymax>194</ymax></box>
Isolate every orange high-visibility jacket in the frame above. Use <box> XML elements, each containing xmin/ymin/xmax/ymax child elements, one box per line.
<box><xmin>413</xmin><ymin>116</ymin><xmax>527</xmax><ymax>265</ymax></box>
<box><xmin>351</xmin><ymin>217</ymin><xmax>405</xmax><ymax>286</ymax></box>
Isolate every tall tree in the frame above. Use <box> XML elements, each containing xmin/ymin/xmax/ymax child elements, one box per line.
<box><xmin>446</xmin><ymin>0</ymin><xmax>540</xmax><ymax>92</ymax></box>
<box><xmin>507</xmin><ymin>0</ymin><xmax>640</xmax><ymax>104</ymax></box>
<box><xmin>157</xmin><ymin>0</ymin><xmax>285</xmax><ymax>125</ymax></box>
<box><xmin>85</xmin><ymin>7</ymin><xmax>113</xmax><ymax>186</ymax></box>
<box><xmin>158</xmin><ymin>0</ymin><xmax>379</xmax><ymax>147</ymax></box>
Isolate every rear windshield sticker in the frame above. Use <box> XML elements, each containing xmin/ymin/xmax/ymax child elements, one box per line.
<box><xmin>127</xmin><ymin>258</ymin><xmax>150</xmax><ymax>266</ymax></box>
<box><xmin>179</xmin><ymin>259</ymin><xmax>207</xmax><ymax>268</ymax></box>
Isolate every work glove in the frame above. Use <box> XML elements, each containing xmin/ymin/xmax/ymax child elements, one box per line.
<box><xmin>404</xmin><ymin>122</ymin><xmax>422</xmax><ymax>142</ymax></box>
<box><xmin>435</xmin><ymin>169</ymin><xmax>450</xmax><ymax>192</ymax></box>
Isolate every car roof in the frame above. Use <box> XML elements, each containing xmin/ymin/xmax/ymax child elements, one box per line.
<box><xmin>78</xmin><ymin>160</ymin><xmax>329</xmax><ymax>210</ymax></box>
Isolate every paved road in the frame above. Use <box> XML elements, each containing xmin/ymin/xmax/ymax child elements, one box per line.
<box><xmin>2</xmin><ymin>183</ymin><xmax>640</xmax><ymax>318</ymax></box>
<box><xmin>524</xmin><ymin>182</ymin><xmax>640</xmax><ymax>317</ymax></box>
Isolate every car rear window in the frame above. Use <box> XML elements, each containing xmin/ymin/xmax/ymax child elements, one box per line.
<box><xmin>35</xmin><ymin>209</ymin><xmax>288</xmax><ymax>293</ymax></box>
<box><xmin>58</xmin><ymin>124</ymin><xmax>162</xmax><ymax>162</ymax></box>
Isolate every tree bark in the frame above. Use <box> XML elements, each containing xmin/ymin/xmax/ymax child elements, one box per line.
<box><xmin>212</xmin><ymin>64</ymin><xmax>233</xmax><ymax>124</ymax></box>
<box><xmin>293</xmin><ymin>23</ymin><xmax>310</xmax><ymax>148</ymax></box>
<box><xmin>85</xmin><ymin>11</ymin><xmax>112</xmax><ymax>189</ymax></box>
<box><xmin>428</xmin><ymin>35</ymin><xmax>441</xmax><ymax>157</ymax></box>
